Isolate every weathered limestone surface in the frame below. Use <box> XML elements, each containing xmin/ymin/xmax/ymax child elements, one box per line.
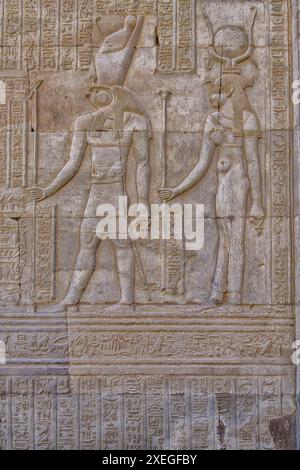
<box><xmin>0</xmin><ymin>0</ymin><xmax>299</xmax><ymax>450</ymax></box>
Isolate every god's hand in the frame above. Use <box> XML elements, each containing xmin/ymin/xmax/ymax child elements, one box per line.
<box><xmin>159</xmin><ymin>188</ymin><xmax>176</xmax><ymax>202</ymax></box>
<box><xmin>27</xmin><ymin>187</ymin><xmax>46</xmax><ymax>202</ymax></box>
<box><xmin>208</xmin><ymin>126</ymin><xmax>224</xmax><ymax>146</ymax></box>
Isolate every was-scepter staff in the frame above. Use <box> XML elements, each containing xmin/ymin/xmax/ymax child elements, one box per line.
<box><xmin>158</xmin><ymin>90</ymin><xmax>171</xmax><ymax>292</ymax></box>
<box><xmin>25</xmin><ymin>66</ymin><xmax>43</xmax><ymax>305</ymax></box>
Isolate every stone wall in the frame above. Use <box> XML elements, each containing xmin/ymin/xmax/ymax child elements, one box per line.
<box><xmin>0</xmin><ymin>0</ymin><xmax>298</xmax><ymax>450</ymax></box>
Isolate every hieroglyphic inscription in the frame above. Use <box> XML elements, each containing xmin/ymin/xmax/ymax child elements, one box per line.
<box><xmin>0</xmin><ymin>217</ymin><xmax>22</xmax><ymax>303</ymax></box>
<box><xmin>169</xmin><ymin>378</ymin><xmax>189</xmax><ymax>449</ymax></box>
<box><xmin>60</xmin><ymin>0</ymin><xmax>77</xmax><ymax>71</ymax></box>
<box><xmin>41</xmin><ymin>0</ymin><xmax>59</xmax><ymax>71</ymax></box>
<box><xmin>0</xmin><ymin>0</ymin><xmax>157</xmax><ymax>72</ymax></box>
<box><xmin>258</xmin><ymin>377</ymin><xmax>282</xmax><ymax>449</ymax></box>
<box><xmin>1</xmin><ymin>0</ymin><xmax>22</xmax><ymax>71</ymax></box>
<box><xmin>95</xmin><ymin>0</ymin><xmax>155</xmax><ymax>15</ymax></box>
<box><xmin>0</xmin><ymin>375</ymin><xmax>287</xmax><ymax>449</ymax></box>
<box><xmin>34</xmin><ymin>377</ymin><xmax>56</xmax><ymax>449</ymax></box>
<box><xmin>270</xmin><ymin>0</ymin><xmax>291</xmax><ymax>305</ymax></box>
<box><xmin>12</xmin><ymin>377</ymin><xmax>33</xmax><ymax>450</ymax></box>
<box><xmin>0</xmin><ymin>204</ymin><xmax>55</xmax><ymax>305</ymax></box>
<box><xmin>0</xmin><ymin>76</ymin><xmax>28</xmax><ymax>188</ymax></box>
<box><xmin>191</xmin><ymin>378</ymin><xmax>213</xmax><ymax>450</ymax></box>
<box><xmin>156</xmin><ymin>0</ymin><xmax>174</xmax><ymax>72</ymax></box>
<box><xmin>57</xmin><ymin>377</ymin><xmax>78</xmax><ymax>449</ymax></box>
<box><xmin>23</xmin><ymin>0</ymin><xmax>40</xmax><ymax>70</ymax></box>
<box><xmin>0</xmin><ymin>87</ymin><xmax>7</xmax><ymax>184</ymax></box>
<box><xmin>176</xmin><ymin>0</ymin><xmax>195</xmax><ymax>71</ymax></box>
<box><xmin>101</xmin><ymin>376</ymin><xmax>123</xmax><ymax>449</ymax></box>
<box><xmin>0</xmin><ymin>378</ymin><xmax>10</xmax><ymax>450</ymax></box>
<box><xmin>156</xmin><ymin>0</ymin><xmax>195</xmax><ymax>72</ymax></box>
<box><xmin>78</xmin><ymin>0</ymin><xmax>93</xmax><ymax>70</ymax></box>
<box><xmin>79</xmin><ymin>377</ymin><xmax>99</xmax><ymax>449</ymax></box>
<box><xmin>10</xmin><ymin>98</ymin><xmax>25</xmax><ymax>187</ymax></box>
<box><xmin>214</xmin><ymin>378</ymin><xmax>236</xmax><ymax>450</ymax></box>
<box><xmin>146</xmin><ymin>377</ymin><xmax>167</xmax><ymax>449</ymax></box>
<box><xmin>34</xmin><ymin>204</ymin><xmax>56</xmax><ymax>302</ymax></box>
<box><xmin>236</xmin><ymin>379</ymin><xmax>259</xmax><ymax>450</ymax></box>
<box><xmin>1</xmin><ymin>331</ymin><xmax>68</xmax><ymax>360</ymax></box>
<box><xmin>69</xmin><ymin>330</ymin><xmax>293</xmax><ymax>362</ymax></box>
<box><xmin>124</xmin><ymin>377</ymin><xmax>145</xmax><ymax>449</ymax></box>
<box><xmin>165</xmin><ymin>237</ymin><xmax>184</xmax><ymax>295</ymax></box>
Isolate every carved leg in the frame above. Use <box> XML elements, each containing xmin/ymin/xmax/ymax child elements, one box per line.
<box><xmin>211</xmin><ymin>217</ymin><xmax>231</xmax><ymax>304</ymax></box>
<box><xmin>64</xmin><ymin>218</ymin><xmax>100</xmax><ymax>306</ymax></box>
<box><xmin>113</xmin><ymin>239</ymin><xmax>135</xmax><ymax>305</ymax></box>
<box><xmin>227</xmin><ymin>217</ymin><xmax>246</xmax><ymax>305</ymax></box>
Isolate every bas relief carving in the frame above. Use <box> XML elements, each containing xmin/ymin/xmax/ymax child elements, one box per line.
<box><xmin>30</xmin><ymin>15</ymin><xmax>152</xmax><ymax>309</ymax></box>
<box><xmin>0</xmin><ymin>0</ymin><xmax>297</xmax><ymax>450</ymax></box>
<box><xmin>28</xmin><ymin>8</ymin><xmax>263</xmax><ymax>310</ymax></box>
<box><xmin>160</xmin><ymin>8</ymin><xmax>264</xmax><ymax>306</ymax></box>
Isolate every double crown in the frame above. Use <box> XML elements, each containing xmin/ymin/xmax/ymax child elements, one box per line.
<box><xmin>90</xmin><ymin>16</ymin><xmax>144</xmax><ymax>88</ymax></box>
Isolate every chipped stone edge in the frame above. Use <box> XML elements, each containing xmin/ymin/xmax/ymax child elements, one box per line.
<box><xmin>292</xmin><ymin>0</ymin><xmax>300</xmax><ymax>451</ymax></box>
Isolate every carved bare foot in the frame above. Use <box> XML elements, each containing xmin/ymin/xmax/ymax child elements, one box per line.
<box><xmin>104</xmin><ymin>303</ymin><xmax>134</xmax><ymax>314</ymax></box>
<box><xmin>185</xmin><ymin>293</ymin><xmax>202</xmax><ymax>304</ymax></box>
<box><xmin>210</xmin><ymin>291</ymin><xmax>224</xmax><ymax>305</ymax></box>
<box><xmin>36</xmin><ymin>302</ymin><xmax>67</xmax><ymax>313</ymax></box>
<box><xmin>66</xmin><ymin>304</ymin><xmax>80</xmax><ymax>313</ymax></box>
<box><xmin>120</xmin><ymin>298</ymin><xmax>133</xmax><ymax>306</ymax></box>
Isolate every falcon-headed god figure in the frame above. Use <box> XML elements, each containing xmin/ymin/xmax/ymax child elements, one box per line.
<box><xmin>29</xmin><ymin>16</ymin><xmax>152</xmax><ymax>310</ymax></box>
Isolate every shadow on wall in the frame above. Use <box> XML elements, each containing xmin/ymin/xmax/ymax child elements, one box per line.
<box><xmin>269</xmin><ymin>413</ymin><xmax>297</xmax><ymax>450</ymax></box>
